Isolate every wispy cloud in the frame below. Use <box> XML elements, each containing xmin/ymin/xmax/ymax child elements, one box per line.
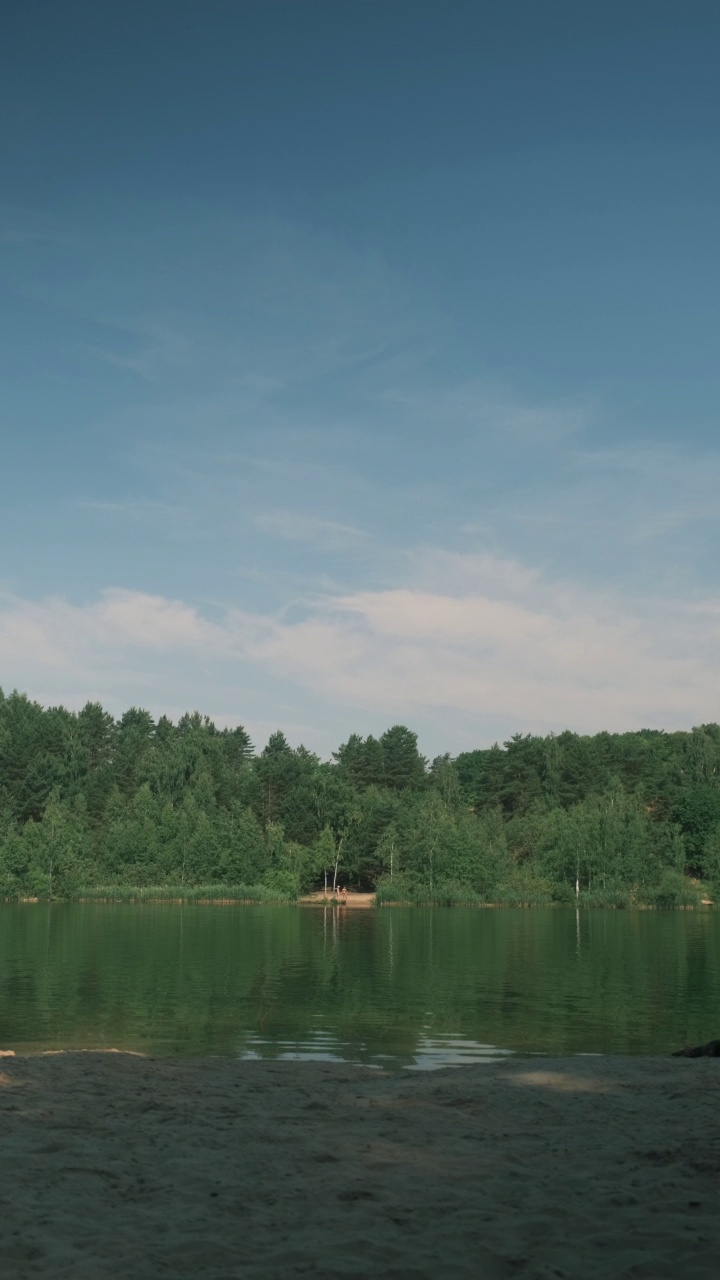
<box><xmin>0</xmin><ymin>204</ymin><xmax>78</xmax><ymax>249</ymax></box>
<box><xmin>84</xmin><ymin>315</ymin><xmax>194</xmax><ymax>381</ymax></box>
<box><xmin>254</xmin><ymin>511</ymin><xmax>370</xmax><ymax>550</ymax></box>
<box><xmin>380</xmin><ymin>381</ymin><xmax>592</xmax><ymax>445</ymax></box>
<box><xmin>75</xmin><ymin>499</ymin><xmax>185</xmax><ymax>519</ymax></box>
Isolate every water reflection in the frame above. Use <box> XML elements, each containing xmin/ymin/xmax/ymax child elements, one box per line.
<box><xmin>0</xmin><ymin>904</ymin><xmax>718</xmax><ymax>1066</ymax></box>
<box><xmin>408</xmin><ymin>1034</ymin><xmax>514</xmax><ymax>1071</ymax></box>
<box><xmin>237</xmin><ymin>1027</ymin><xmax>514</xmax><ymax>1071</ymax></box>
<box><xmin>239</xmin><ymin>1028</ymin><xmax>351</xmax><ymax>1067</ymax></box>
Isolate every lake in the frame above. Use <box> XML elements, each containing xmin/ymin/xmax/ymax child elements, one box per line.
<box><xmin>1</xmin><ymin>903</ymin><xmax>718</xmax><ymax>1068</ymax></box>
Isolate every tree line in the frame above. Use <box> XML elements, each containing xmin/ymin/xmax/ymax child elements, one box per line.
<box><xmin>1</xmin><ymin>686</ymin><xmax>719</xmax><ymax>905</ymax></box>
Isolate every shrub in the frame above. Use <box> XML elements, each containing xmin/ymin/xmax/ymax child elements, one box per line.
<box><xmin>494</xmin><ymin>873</ymin><xmax>555</xmax><ymax>906</ymax></box>
<box><xmin>261</xmin><ymin>868</ymin><xmax>301</xmax><ymax>899</ymax></box>
<box><xmin>580</xmin><ymin>884</ymin><xmax>631</xmax><ymax>909</ymax></box>
<box><xmin>375</xmin><ymin>875</ymin><xmax>483</xmax><ymax>906</ymax></box>
<box><xmin>550</xmin><ymin>881</ymin><xmax>577</xmax><ymax>906</ymax></box>
<box><xmin>638</xmin><ymin>870</ymin><xmax>702</xmax><ymax>909</ymax></box>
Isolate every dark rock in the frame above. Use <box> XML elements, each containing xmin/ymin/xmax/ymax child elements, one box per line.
<box><xmin>672</xmin><ymin>1040</ymin><xmax>720</xmax><ymax>1057</ymax></box>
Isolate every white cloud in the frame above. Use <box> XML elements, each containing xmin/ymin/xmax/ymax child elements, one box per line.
<box><xmin>234</xmin><ymin>568</ymin><xmax>716</xmax><ymax>733</ymax></box>
<box><xmin>0</xmin><ymin>588</ymin><xmax>226</xmax><ymax>673</ymax></box>
<box><xmin>2</xmin><ymin>553</ymin><xmax>716</xmax><ymax>750</ymax></box>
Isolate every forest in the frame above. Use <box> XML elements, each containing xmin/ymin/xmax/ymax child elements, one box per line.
<box><xmin>1</xmin><ymin>686</ymin><xmax>720</xmax><ymax>906</ymax></box>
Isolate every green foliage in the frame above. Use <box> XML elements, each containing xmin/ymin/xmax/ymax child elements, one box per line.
<box><xmin>0</xmin><ymin>686</ymin><xmax>717</xmax><ymax>905</ymax></box>
<box><xmin>701</xmin><ymin>823</ymin><xmax>720</xmax><ymax>882</ymax></box>
<box><xmin>334</xmin><ymin>725</ymin><xmax>426</xmax><ymax>792</ymax></box>
<box><xmin>673</xmin><ymin>786</ymin><xmax>720</xmax><ymax>869</ymax></box>
<box><xmin>6</xmin><ymin>788</ymin><xmax>92</xmax><ymax>898</ymax></box>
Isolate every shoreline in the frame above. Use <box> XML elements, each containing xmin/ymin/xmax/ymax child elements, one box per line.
<box><xmin>3</xmin><ymin>889</ymin><xmax>715</xmax><ymax>909</ymax></box>
<box><xmin>2</xmin><ymin>1051</ymin><xmax>719</xmax><ymax>1277</ymax></box>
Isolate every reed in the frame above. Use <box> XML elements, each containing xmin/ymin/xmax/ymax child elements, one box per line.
<box><xmin>71</xmin><ymin>883</ymin><xmax>297</xmax><ymax>903</ymax></box>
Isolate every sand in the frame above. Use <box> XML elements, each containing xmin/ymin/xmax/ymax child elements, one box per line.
<box><xmin>0</xmin><ymin>1053</ymin><xmax>719</xmax><ymax>1279</ymax></box>
<box><xmin>300</xmin><ymin>892</ymin><xmax>377</xmax><ymax>908</ymax></box>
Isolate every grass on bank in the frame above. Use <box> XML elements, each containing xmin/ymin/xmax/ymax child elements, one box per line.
<box><xmin>70</xmin><ymin>882</ymin><xmax>298</xmax><ymax>903</ymax></box>
<box><xmin>375</xmin><ymin>869</ymin><xmax>714</xmax><ymax>909</ymax></box>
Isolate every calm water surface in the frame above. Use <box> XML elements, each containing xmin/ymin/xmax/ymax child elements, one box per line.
<box><xmin>1</xmin><ymin>904</ymin><xmax>718</xmax><ymax>1068</ymax></box>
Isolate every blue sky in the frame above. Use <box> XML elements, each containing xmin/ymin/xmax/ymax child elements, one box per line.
<box><xmin>2</xmin><ymin>1</ymin><xmax>720</xmax><ymax>755</ymax></box>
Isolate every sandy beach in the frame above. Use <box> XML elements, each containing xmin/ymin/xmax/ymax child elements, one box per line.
<box><xmin>0</xmin><ymin>1052</ymin><xmax>718</xmax><ymax>1279</ymax></box>
<box><xmin>300</xmin><ymin>891</ymin><xmax>377</xmax><ymax>908</ymax></box>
